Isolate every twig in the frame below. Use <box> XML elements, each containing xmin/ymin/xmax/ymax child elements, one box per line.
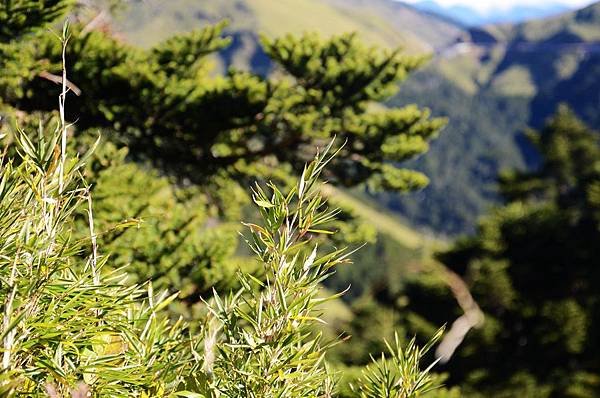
<box><xmin>2</xmin><ymin>255</ymin><xmax>19</xmax><ymax>370</ymax></box>
<box><xmin>58</xmin><ymin>21</ymin><xmax>70</xmax><ymax>193</ymax></box>
<box><xmin>87</xmin><ymin>193</ymin><xmax>99</xmax><ymax>285</ymax></box>
<box><xmin>39</xmin><ymin>71</ymin><xmax>82</xmax><ymax>96</ymax></box>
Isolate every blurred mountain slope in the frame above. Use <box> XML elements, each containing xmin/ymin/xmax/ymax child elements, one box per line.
<box><xmin>384</xmin><ymin>1</ymin><xmax>600</xmax><ymax>235</ymax></box>
<box><xmin>115</xmin><ymin>0</ymin><xmax>464</xmax><ymax>53</ymax></box>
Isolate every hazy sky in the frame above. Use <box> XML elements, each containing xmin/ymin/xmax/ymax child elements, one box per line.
<box><xmin>403</xmin><ymin>0</ymin><xmax>595</xmax><ymax>12</ymax></box>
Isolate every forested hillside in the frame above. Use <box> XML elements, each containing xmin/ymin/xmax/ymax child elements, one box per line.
<box><xmin>387</xmin><ymin>1</ymin><xmax>600</xmax><ymax>234</ymax></box>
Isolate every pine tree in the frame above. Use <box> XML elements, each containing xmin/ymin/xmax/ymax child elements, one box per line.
<box><xmin>0</xmin><ymin>6</ymin><xmax>444</xmax><ymax>189</ymax></box>
<box><xmin>0</xmin><ymin>2</ymin><xmax>444</xmax><ymax>301</ymax></box>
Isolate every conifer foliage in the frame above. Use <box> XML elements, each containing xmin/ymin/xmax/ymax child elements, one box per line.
<box><xmin>0</xmin><ymin>7</ymin><xmax>444</xmax><ymax>189</ymax></box>
<box><xmin>436</xmin><ymin>107</ymin><xmax>600</xmax><ymax>397</ymax></box>
<box><xmin>0</xmin><ymin>1</ymin><xmax>444</xmax><ymax>302</ymax></box>
<box><xmin>0</xmin><ymin>0</ymin><xmax>72</xmax><ymax>42</ymax></box>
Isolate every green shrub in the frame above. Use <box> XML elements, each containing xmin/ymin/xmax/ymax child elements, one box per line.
<box><xmin>0</xmin><ymin>27</ymin><xmax>197</xmax><ymax>396</ymax></box>
<box><xmin>0</xmin><ymin>26</ymin><xmax>443</xmax><ymax>398</ymax></box>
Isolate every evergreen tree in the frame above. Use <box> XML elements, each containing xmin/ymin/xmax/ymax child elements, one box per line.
<box><xmin>0</xmin><ymin>7</ymin><xmax>444</xmax><ymax>189</ymax></box>
<box><xmin>434</xmin><ymin>107</ymin><xmax>600</xmax><ymax>397</ymax></box>
<box><xmin>0</xmin><ymin>2</ymin><xmax>444</xmax><ymax>301</ymax></box>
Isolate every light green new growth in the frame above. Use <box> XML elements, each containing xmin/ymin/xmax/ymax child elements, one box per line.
<box><xmin>186</xmin><ymin>141</ymin><xmax>444</xmax><ymax>397</ymax></box>
<box><xmin>0</xmin><ymin>26</ymin><xmax>196</xmax><ymax>397</ymax></box>
<box><xmin>353</xmin><ymin>331</ymin><xmax>443</xmax><ymax>398</ymax></box>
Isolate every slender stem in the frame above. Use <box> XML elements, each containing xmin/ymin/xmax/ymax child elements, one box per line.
<box><xmin>87</xmin><ymin>194</ymin><xmax>99</xmax><ymax>285</ymax></box>
<box><xmin>3</xmin><ymin>255</ymin><xmax>19</xmax><ymax>370</ymax></box>
<box><xmin>58</xmin><ymin>23</ymin><xmax>69</xmax><ymax>193</ymax></box>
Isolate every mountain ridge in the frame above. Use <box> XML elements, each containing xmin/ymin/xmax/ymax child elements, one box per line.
<box><xmin>383</xmin><ymin>1</ymin><xmax>600</xmax><ymax>234</ymax></box>
<box><xmin>115</xmin><ymin>0</ymin><xmax>464</xmax><ymax>52</ymax></box>
<box><xmin>410</xmin><ymin>0</ymin><xmax>573</xmax><ymax>26</ymax></box>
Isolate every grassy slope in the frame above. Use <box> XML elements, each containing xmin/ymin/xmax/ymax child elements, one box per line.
<box><xmin>516</xmin><ymin>1</ymin><xmax>600</xmax><ymax>41</ymax></box>
<box><xmin>249</xmin><ymin>0</ymin><xmax>409</xmax><ymax>50</ymax></box>
<box><xmin>114</xmin><ymin>0</ymin><xmax>463</xmax><ymax>53</ymax></box>
<box><xmin>324</xmin><ymin>185</ymin><xmax>442</xmax><ymax>251</ymax></box>
<box><xmin>323</xmin><ymin>0</ymin><xmax>464</xmax><ymax>51</ymax></box>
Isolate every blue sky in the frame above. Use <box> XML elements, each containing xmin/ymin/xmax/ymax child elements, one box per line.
<box><xmin>403</xmin><ymin>0</ymin><xmax>596</xmax><ymax>12</ymax></box>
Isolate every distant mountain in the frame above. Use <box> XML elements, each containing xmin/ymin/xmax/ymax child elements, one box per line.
<box><xmin>437</xmin><ymin>1</ymin><xmax>600</xmax><ymax>111</ymax></box>
<box><xmin>411</xmin><ymin>0</ymin><xmax>571</xmax><ymax>26</ymax></box>
<box><xmin>382</xmin><ymin>1</ymin><xmax>600</xmax><ymax>234</ymax></box>
<box><xmin>114</xmin><ymin>0</ymin><xmax>464</xmax><ymax>78</ymax></box>
<box><xmin>115</xmin><ymin>0</ymin><xmax>463</xmax><ymax>52</ymax></box>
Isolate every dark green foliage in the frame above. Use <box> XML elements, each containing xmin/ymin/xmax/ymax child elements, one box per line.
<box><xmin>0</xmin><ymin>19</ymin><xmax>444</xmax><ymax>191</ymax></box>
<box><xmin>78</xmin><ymin>137</ymin><xmax>254</xmax><ymax>301</ymax></box>
<box><xmin>152</xmin><ymin>20</ymin><xmax>232</xmax><ymax>76</ymax></box>
<box><xmin>0</xmin><ymin>0</ymin><xmax>446</xmax><ymax>316</ymax></box>
<box><xmin>0</xmin><ymin>0</ymin><xmax>72</xmax><ymax>43</ymax></box>
<box><xmin>336</xmin><ymin>294</ymin><xmax>402</xmax><ymax>365</ymax></box>
<box><xmin>433</xmin><ymin>107</ymin><xmax>600</xmax><ymax>397</ymax></box>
